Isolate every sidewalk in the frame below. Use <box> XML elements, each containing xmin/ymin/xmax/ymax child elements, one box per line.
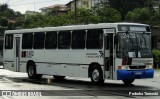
<box><xmin>154</xmin><ymin>69</ymin><xmax>160</xmax><ymax>78</ymax></box>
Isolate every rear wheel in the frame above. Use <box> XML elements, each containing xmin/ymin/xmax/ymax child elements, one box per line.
<box><xmin>53</xmin><ymin>75</ymin><xmax>65</xmax><ymax>81</ymax></box>
<box><xmin>122</xmin><ymin>79</ymin><xmax>134</xmax><ymax>85</ymax></box>
<box><xmin>27</xmin><ymin>62</ymin><xmax>42</xmax><ymax>80</ymax></box>
<box><xmin>90</xmin><ymin>65</ymin><xmax>104</xmax><ymax>85</ymax></box>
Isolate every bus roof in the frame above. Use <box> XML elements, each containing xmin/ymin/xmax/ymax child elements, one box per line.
<box><xmin>5</xmin><ymin>22</ymin><xmax>149</xmax><ymax>34</ymax></box>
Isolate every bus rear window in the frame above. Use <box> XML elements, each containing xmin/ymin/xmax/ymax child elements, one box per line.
<box><xmin>5</xmin><ymin>34</ymin><xmax>13</xmax><ymax>49</ymax></box>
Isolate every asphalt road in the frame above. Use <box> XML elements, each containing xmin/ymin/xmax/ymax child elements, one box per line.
<box><xmin>0</xmin><ymin>68</ymin><xmax>160</xmax><ymax>99</ymax></box>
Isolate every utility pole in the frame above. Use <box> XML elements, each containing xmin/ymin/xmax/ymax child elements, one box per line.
<box><xmin>74</xmin><ymin>0</ymin><xmax>77</xmax><ymax>24</ymax></box>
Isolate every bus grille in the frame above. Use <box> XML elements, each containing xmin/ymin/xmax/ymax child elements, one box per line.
<box><xmin>129</xmin><ymin>66</ymin><xmax>146</xmax><ymax>69</ymax></box>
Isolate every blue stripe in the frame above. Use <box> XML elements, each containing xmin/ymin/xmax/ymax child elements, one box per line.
<box><xmin>117</xmin><ymin>69</ymin><xmax>154</xmax><ymax>80</ymax></box>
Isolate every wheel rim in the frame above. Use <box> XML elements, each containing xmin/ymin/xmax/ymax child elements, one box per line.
<box><xmin>92</xmin><ymin>69</ymin><xmax>100</xmax><ymax>82</ymax></box>
<box><xmin>28</xmin><ymin>66</ymin><xmax>34</xmax><ymax>76</ymax></box>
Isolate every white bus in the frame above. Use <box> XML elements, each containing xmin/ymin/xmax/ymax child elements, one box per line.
<box><xmin>3</xmin><ymin>22</ymin><xmax>154</xmax><ymax>85</ymax></box>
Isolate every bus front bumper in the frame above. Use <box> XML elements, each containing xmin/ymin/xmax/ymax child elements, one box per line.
<box><xmin>117</xmin><ymin>69</ymin><xmax>154</xmax><ymax>80</ymax></box>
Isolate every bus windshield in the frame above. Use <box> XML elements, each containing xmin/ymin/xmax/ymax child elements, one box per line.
<box><xmin>116</xmin><ymin>32</ymin><xmax>152</xmax><ymax>58</ymax></box>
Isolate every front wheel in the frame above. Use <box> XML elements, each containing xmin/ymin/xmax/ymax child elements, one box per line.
<box><xmin>122</xmin><ymin>79</ymin><xmax>134</xmax><ymax>85</ymax></box>
<box><xmin>90</xmin><ymin>65</ymin><xmax>104</xmax><ymax>85</ymax></box>
<box><xmin>27</xmin><ymin>62</ymin><xmax>42</xmax><ymax>80</ymax></box>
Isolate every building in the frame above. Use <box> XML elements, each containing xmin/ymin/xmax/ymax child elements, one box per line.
<box><xmin>66</xmin><ymin>0</ymin><xmax>107</xmax><ymax>11</ymax></box>
<box><xmin>25</xmin><ymin>10</ymin><xmax>39</xmax><ymax>15</ymax></box>
<box><xmin>39</xmin><ymin>4</ymin><xmax>69</xmax><ymax>15</ymax></box>
<box><xmin>153</xmin><ymin>0</ymin><xmax>160</xmax><ymax>12</ymax></box>
<box><xmin>66</xmin><ymin>0</ymin><xmax>92</xmax><ymax>11</ymax></box>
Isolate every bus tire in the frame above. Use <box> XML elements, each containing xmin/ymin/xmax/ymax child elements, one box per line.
<box><xmin>122</xmin><ymin>79</ymin><xmax>134</xmax><ymax>85</ymax></box>
<box><xmin>27</xmin><ymin>62</ymin><xmax>42</xmax><ymax>80</ymax></box>
<box><xmin>90</xmin><ymin>65</ymin><xmax>104</xmax><ymax>85</ymax></box>
<box><xmin>53</xmin><ymin>76</ymin><xmax>65</xmax><ymax>81</ymax></box>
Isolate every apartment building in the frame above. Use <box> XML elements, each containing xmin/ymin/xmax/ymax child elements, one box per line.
<box><xmin>39</xmin><ymin>4</ymin><xmax>69</xmax><ymax>15</ymax></box>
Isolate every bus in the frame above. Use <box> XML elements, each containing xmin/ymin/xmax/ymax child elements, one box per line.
<box><xmin>3</xmin><ymin>22</ymin><xmax>154</xmax><ymax>85</ymax></box>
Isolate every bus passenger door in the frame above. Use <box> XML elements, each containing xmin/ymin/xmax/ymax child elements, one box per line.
<box><xmin>104</xmin><ymin>29</ymin><xmax>115</xmax><ymax>80</ymax></box>
<box><xmin>14</xmin><ymin>36</ymin><xmax>21</xmax><ymax>72</ymax></box>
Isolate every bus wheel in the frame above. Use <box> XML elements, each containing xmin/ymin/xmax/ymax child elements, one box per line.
<box><xmin>27</xmin><ymin>63</ymin><xmax>42</xmax><ymax>80</ymax></box>
<box><xmin>122</xmin><ymin>79</ymin><xmax>134</xmax><ymax>85</ymax></box>
<box><xmin>90</xmin><ymin>65</ymin><xmax>104</xmax><ymax>85</ymax></box>
<box><xmin>53</xmin><ymin>76</ymin><xmax>65</xmax><ymax>81</ymax></box>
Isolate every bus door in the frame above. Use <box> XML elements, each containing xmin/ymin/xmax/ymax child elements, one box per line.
<box><xmin>104</xmin><ymin>29</ymin><xmax>115</xmax><ymax>80</ymax></box>
<box><xmin>14</xmin><ymin>35</ymin><xmax>21</xmax><ymax>72</ymax></box>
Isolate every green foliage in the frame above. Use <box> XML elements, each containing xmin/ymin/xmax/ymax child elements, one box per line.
<box><xmin>0</xmin><ymin>26</ymin><xmax>5</xmax><ymax>34</ymax></box>
<box><xmin>150</xmin><ymin>12</ymin><xmax>160</xmax><ymax>26</ymax></box>
<box><xmin>108</xmin><ymin>0</ymin><xmax>155</xmax><ymax>19</ymax></box>
<box><xmin>96</xmin><ymin>6</ymin><xmax>121</xmax><ymax>22</ymax></box>
<box><xmin>152</xmin><ymin>50</ymin><xmax>160</xmax><ymax>62</ymax></box>
<box><xmin>0</xmin><ymin>3</ymin><xmax>22</xmax><ymax>29</ymax></box>
<box><xmin>0</xmin><ymin>4</ymin><xmax>22</xmax><ymax>18</ymax></box>
<box><xmin>75</xmin><ymin>9</ymin><xmax>101</xmax><ymax>24</ymax></box>
<box><xmin>0</xmin><ymin>18</ymin><xmax>8</xmax><ymax>27</ymax></box>
<box><xmin>125</xmin><ymin>8</ymin><xmax>151</xmax><ymax>22</ymax></box>
<box><xmin>1</xmin><ymin>1</ymin><xmax>158</xmax><ymax>29</ymax></box>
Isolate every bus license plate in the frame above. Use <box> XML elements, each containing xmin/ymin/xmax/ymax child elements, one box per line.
<box><xmin>134</xmin><ymin>72</ymin><xmax>142</xmax><ymax>75</ymax></box>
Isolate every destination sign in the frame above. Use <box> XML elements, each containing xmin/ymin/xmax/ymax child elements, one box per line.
<box><xmin>118</xmin><ymin>25</ymin><xmax>150</xmax><ymax>32</ymax></box>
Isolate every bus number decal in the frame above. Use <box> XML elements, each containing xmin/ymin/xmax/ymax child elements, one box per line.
<box><xmin>122</xmin><ymin>33</ymin><xmax>136</xmax><ymax>38</ymax></box>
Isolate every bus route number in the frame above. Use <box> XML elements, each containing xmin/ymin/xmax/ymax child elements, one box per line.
<box><xmin>122</xmin><ymin>33</ymin><xmax>136</xmax><ymax>38</ymax></box>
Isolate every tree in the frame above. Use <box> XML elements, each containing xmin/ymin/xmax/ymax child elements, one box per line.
<box><xmin>95</xmin><ymin>6</ymin><xmax>121</xmax><ymax>22</ymax></box>
<box><xmin>108</xmin><ymin>0</ymin><xmax>155</xmax><ymax>19</ymax></box>
<box><xmin>0</xmin><ymin>18</ymin><xmax>8</xmax><ymax>27</ymax></box>
<box><xmin>125</xmin><ymin>8</ymin><xmax>151</xmax><ymax>22</ymax></box>
<box><xmin>75</xmin><ymin>9</ymin><xmax>101</xmax><ymax>24</ymax></box>
<box><xmin>0</xmin><ymin>4</ymin><xmax>23</xmax><ymax>30</ymax></box>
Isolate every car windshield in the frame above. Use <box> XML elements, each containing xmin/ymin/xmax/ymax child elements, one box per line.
<box><xmin>116</xmin><ymin>32</ymin><xmax>152</xmax><ymax>58</ymax></box>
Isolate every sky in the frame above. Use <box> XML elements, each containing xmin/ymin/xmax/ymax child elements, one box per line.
<box><xmin>0</xmin><ymin>0</ymin><xmax>71</xmax><ymax>14</ymax></box>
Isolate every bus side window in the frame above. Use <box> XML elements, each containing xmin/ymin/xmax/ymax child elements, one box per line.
<box><xmin>86</xmin><ymin>29</ymin><xmax>103</xmax><ymax>49</ymax></box>
<box><xmin>58</xmin><ymin>31</ymin><xmax>71</xmax><ymax>49</ymax></box>
<box><xmin>72</xmin><ymin>30</ymin><xmax>86</xmax><ymax>49</ymax></box>
<box><xmin>22</xmin><ymin>33</ymin><xmax>33</xmax><ymax>49</ymax></box>
<box><xmin>5</xmin><ymin>34</ymin><xmax>13</xmax><ymax>49</ymax></box>
<box><xmin>34</xmin><ymin>32</ymin><xmax>45</xmax><ymax>49</ymax></box>
<box><xmin>45</xmin><ymin>31</ymin><xmax>57</xmax><ymax>49</ymax></box>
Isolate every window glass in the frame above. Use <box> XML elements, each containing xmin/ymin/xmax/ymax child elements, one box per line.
<box><xmin>86</xmin><ymin>29</ymin><xmax>103</xmax><ymax>49</ymax></box>
<box><xmin>45</xmin><ymin>31</ymin><xmax>57</xmax><ymax>49</ymax></box>
<box><xmin>72</xmin><ymin>30</ymin><xmax>86</xmax><ymax>49</ymax></box>
<box><xmin>22</xmin><ymin>33</ymin><xmax>33</xmax><ymax>49</ymax></box>
<box><xmin>34</xmin><ymin>32</ymin><xmax>45</xmax><ymax>49</ymax></box>
<box><xmin>58</xmin><ymin>31</ymin><xmax>71</xmax><ymax>49</ymax></box>
<box><xmin>5</xmin><ymin>34</ymin><xmax>13</xmax><ymax>49</ymax></box>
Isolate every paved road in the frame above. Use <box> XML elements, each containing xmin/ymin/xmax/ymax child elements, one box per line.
<box><xmin>0</xmin><ymin>68</ymin><xmax>160</xmax><ymax>99</ymax></box>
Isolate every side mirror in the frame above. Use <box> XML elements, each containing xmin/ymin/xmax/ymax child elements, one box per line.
<box><xmin>114</xmin><ymin>35</ymin><xmax>118</xmax><ymax>44</ymax></box>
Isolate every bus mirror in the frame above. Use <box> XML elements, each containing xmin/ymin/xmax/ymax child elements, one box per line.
<box><xmin>114</xmin><ymin>35</ymin><xmax>118</xmax><ymax>44</ymax></box>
